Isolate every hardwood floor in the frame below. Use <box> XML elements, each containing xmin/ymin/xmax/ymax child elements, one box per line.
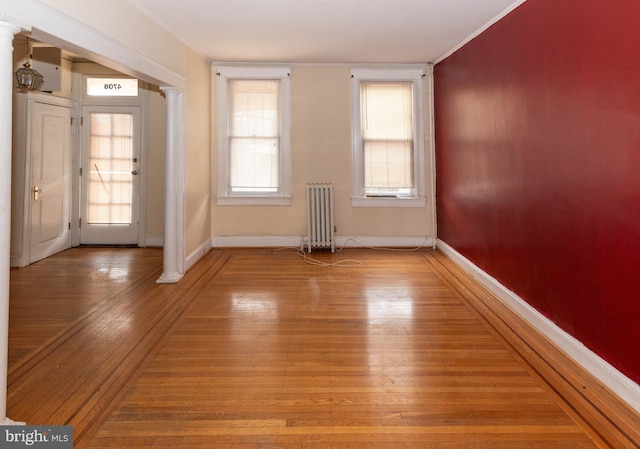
<box><xmin>7</xmin><ymin>247</ymin><xmax>640</xmax><ymax>448</ymax></box>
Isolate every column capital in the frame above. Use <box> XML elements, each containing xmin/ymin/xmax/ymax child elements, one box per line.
<box><xmin>0</xmin><ymin>20</ymin><xmax>21</xmax><ymax>37</ymax></box>
<box><xmin>160</xmin><ymin>86</ymin><xmax>182</xmax><ymax>96</ymax></box>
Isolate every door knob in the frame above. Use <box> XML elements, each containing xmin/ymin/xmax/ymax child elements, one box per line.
<box><xmin>33</xmin><ymin>186</ymin><xmax>41</xmax><ymax>201</ymax></box>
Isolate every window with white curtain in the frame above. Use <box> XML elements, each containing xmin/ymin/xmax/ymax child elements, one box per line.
<box><xmin>216</xmin><ymin>66</ymin><xmax>291</xmax><ymax>205</ymax></box>
<box><xmin>351</xmin><ymin>68</ymin><xmax>426</xmax><ymax>207</ymax></box>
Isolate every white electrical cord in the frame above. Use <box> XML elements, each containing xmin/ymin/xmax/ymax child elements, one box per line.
<box><xmin>336</xmin><ymin>236</ymin><xmax>431</xmax><ymax>253</ymax></box>
<box><xmin>273</xmin><ymin>239</ymin><xmax>362</xmax><ymax>267</ymax></box>
<box><xmin>296</xmin><ymin>248</ymin><xmax>362</xmax><ymax>267</ymax></box>
<box><xmin>274</xmin><ymin>234</ymin><xmax>434</xmax><ymax>268</ymax></box>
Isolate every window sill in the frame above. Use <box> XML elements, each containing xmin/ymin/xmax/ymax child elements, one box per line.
<box><xmin>216</xmin><ymin>195</ymin><xmax>292</xmax><ymax>206</ymax></box>
<box><xmin>351</xmin><ymin>196</ymin><xmax>427</xmax><ymax>208</ymax></box>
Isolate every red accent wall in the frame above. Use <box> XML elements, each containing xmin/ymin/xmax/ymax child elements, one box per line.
<box><xmin>434</xmin><ymin>0</ymin><xmax>640</xmax><ymax>384</ymax></box>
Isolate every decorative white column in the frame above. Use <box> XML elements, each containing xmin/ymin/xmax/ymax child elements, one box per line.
<box><xmin>157</xmin><ymin>87</ymin><xmax>184</xmax><ymax>283</ymax></box>
<box><xmin>0</xmin><ymin>20</ymin><xmax>25</xmax><ymax>426</ymax></box>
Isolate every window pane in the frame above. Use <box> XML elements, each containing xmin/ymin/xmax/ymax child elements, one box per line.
<box><xmin>228</xmin><ymin>80</ymin><xmax>280</xmax><ymax>193</ymax></box>
<box><xmin>87</xmin><ymin>113</ymin><xmax>133</xmax><ymax>224</ymax></box>
<box><xmin>364</xmin><ymin>139</ymin><xmax>414</xmax><ymax>189</ymax></box>
<box><xmin>230</xmin><ymin>137</ymin><xmax>279</xmax><ymax>192</ymax></box>
<box><xmin>361</xmin><ymin>82</ymin><xmax>414</xmax><ymax>191</ymax></box>
<box><xmin>361</xmin><ymin>82</ymin><xmax>413</xmax><ymax>139</ymax></box>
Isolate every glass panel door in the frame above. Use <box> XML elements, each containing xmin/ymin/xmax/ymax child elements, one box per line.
<box><xmin>80</xmin><ymin>106</ymin><xmax>141</xmax><ymax>245</ymax></box>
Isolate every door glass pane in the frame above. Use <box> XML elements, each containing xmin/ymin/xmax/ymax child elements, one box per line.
<box><xmin>87</xmin><ymin>113</ymin><xmax>133</xmax><ymax>224</ymax></box>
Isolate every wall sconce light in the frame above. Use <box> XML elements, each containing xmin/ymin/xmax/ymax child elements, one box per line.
<box><xmin>15</xmin><ymin>37</ymin><xmax>44</xmax><ymax>93</ymax></box>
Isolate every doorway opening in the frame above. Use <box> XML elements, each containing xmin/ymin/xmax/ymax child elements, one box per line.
<box><xmin>10</xmin><ymin>38</ymin><xmax>166</xmax><ymax>267</ymax></box>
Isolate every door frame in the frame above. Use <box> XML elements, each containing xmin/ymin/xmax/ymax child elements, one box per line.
<box><xmin>71</xmin><ymin>70</ymin><xmax>149</xmax><ymax>248</ymax></box>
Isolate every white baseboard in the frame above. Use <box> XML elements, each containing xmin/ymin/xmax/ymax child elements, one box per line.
<box><xmin>337</xmin><ymin>236</ymin><xmax>435</xmax><ymax>249</ymax></box>
<box><xmin>211</xmin><ymin>235</ymin><xmax>436</xmax><ymax>250</ymax></box>
<box><xmin>436</xmin><ymin>239</ymin><xmax>640</xmax><ymax>413</ymax></box>
<box><xmin>148</xmin><ymin>237</ymin><xmax>211</xmax><ymax>273</ymax></box>
<box><xmin>185</xmin><ymin>239</ymin><xmax>213</xmax><ymax>272</ymax></box>
<box><xmin>145</xmin><ymin>236</ymin><xmax>164</xmax><ymax>247</ymax></box>
<box><xmin>10</xmin><ymin>253</ymin><xmax>24</xmax><ymax>268</ymax></box>
<box><xmin>212</xmin><ymin>236</ymin><xmax>303</xmax><ymax>249</ymax></box>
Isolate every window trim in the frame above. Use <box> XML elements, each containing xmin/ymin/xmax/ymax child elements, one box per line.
<box><xmin>216</xmin><ymin>65</ymin><xmax>292</xmax><ymax>206</ymax></box>
<box><xmin>350</xmin><ymin>68</ymin><xmax>427</xmax><ymax>208</ymax></box>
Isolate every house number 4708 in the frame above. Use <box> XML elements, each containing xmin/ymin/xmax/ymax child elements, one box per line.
<box><xmin>104</xmin><ymin>83</ymin><xmax>122</xmax><ymax>90</ymax></box>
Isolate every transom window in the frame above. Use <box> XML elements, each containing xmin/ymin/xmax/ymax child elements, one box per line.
<box><xmin>216</xmin><ymin>66</ymin><xmax>291</xmax><ymax>205</ymax></box>
<box><xmin>86</xmin><ymin>77</ymin><xmax>138</xmax><ymax>97</ymax></box>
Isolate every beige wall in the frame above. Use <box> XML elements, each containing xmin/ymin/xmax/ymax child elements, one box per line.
<box><xmin>146</xmin><ymin>85</ymin><xmax>167</xmax><ymax>243</ymax></box>
<box><xmin>184</xmin><ymin>49</ymin><xmax>212</xmax><ymax>256</ymax></box>
<box><xmin>211</xmin><ymin>64</ymin><xmax>434</xmax><ymax>243</ymax></box>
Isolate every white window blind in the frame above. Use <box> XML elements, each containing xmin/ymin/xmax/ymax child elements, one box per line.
<box><xmin>228</xmin><ymin>79</ymin><xmax>280</xmax><ymax>193</ymax></box>
<box><xmin>350</xmin><ymin>67</ymin><xmax>426</xmax><ymax>207</ymax></box>
<box><xmin>216</xmin><ymin>65</ymin><xmax>291</xmax><ymax>205</ymax></box>
<box><xmin>361</xmin><ymin>81</ymin><xmax>414</xmax><ymax>192</ymax></box>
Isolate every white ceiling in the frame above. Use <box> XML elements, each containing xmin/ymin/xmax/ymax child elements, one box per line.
<box><xmin>129</xmin><ymin>0</ymin><xmax>525</xmax><ymax>64</ymax></box>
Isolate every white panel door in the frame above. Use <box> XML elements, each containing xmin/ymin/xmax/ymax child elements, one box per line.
<box><xmin>80</xmin><ymin>106</ymin><xmax>141</xmax><ymax>245</ymax></box>
<box><xmin>29</xmin><ymin>102</ymin><xmax>72</xmax><ymax>263</ymax></box>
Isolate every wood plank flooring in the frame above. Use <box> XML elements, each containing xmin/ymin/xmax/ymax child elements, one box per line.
<box><xmin>7</xmin><ymin>247</ymin><xmax>640</xmax><ymax>448</ymax></box>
